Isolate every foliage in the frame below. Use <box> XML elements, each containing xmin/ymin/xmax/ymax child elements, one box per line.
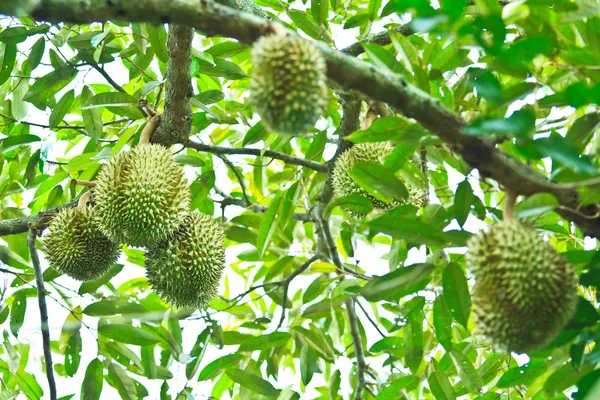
<box><xmin>0</xmin><ymin>0</ymin><xmax>599</xmax><ymax>399</ymax></box>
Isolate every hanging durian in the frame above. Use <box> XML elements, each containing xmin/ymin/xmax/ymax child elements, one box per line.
<box><xmin>145</xmin><ymin>211</ymin><xmax>226</xmax><ymax>309</ymax></box>
<box><xmin>466</xmin><ymin>193</ymin><xmax>578</xmax><ymax>353</ymax></box>
<box><xmin>43</xmin><ymin>193</ymin><xmax>121</xmax><ymax>281</ymax></box>
<box><xmin>93</xmin><ymin>132</ymin><xmax>190</xmax><ymax>247</ymax></box>
<box><xmin>249</xmin><ymin>34</ymin><xmax>327</xmax><ymax>135</ymax></box>
<box><xmin>331</xmin><ymin>142</ymin><xmax>427</xmax><ymax>219</ymax></box>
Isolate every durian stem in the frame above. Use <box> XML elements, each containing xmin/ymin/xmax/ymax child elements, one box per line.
<box><xmin>71</xmin><ymin>179</ymin><xmax>96</xmax><ymax>188</ymax></box>
<box><xmin>503</xmin><ymin>189</ymin><xmax>518</xmax><ymax>221</ymax></box>
<box><xmin>138</xmin><ymin>99</ymin><xmax>157</xmax><ymax>118</ymax></box>
<box><xmin>27</xmin><ymin>228</ymin><xmax>58</xmax><ymax>400</ymax></box>
<box><xmin>77</xmin><ymin>191</ymin><xmax>93</xmax><ymax>208</ymax></box>
<box><xmin>139</xmin><ymin>114</ymin><xmax>159</xmax><ymax>145</ymax></box>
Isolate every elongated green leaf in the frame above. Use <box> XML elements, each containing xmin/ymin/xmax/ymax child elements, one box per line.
<box><xmin>0</xmin><ymin>42</ymin><xmax>16</xmax><ymax>85</ymax></box>
<box><xmin>404</xmin><ymin>312</ymin><xmax>423</xmax><ymax>374</ymax></box>
<box><xmin>239</xmin><ymin>332</ymin><xmax>291</xmax><ymax>352</ymax></box>
<box><xmin>442</xmin><ymin>263</ymin><xmax>471</xmax><ymax>327</ymax></box>
<box><xmin>257</xmin><ymin>194</ymin><xmax>282</xmax><ymax>258</ymax></box>
<box><xmin>107</xmin><ymin>362</ymin><xmax>137</xmax><ymax>400</ymax></box>
<box><xmin>369</xmin><ymin>213</ymin><xmax>450</xmax><ymax>246</ymax></box>
<box><xmin>145</xmin><ymin>24</ymin><xmax>168</xmax><ymax>62</ymax></box>
<box><xmin>515</xmin><ymin>193</ymin><xmax>559</xmax><ymax>219</ymax></box>
<box><xmin>81</xmin><ymin>359</ymin><xmax>103</xmax><ymax>400</ymax></box>
<box><xmin>15</xmin><ymin>370</ymin><xmax>43</xmax><ymax>400</ymax></box>
<box><xmin>0</xmin><ymin>134</ymin><xmax>40</xmax><ymax>154</ymax></box>
<box><xmin>497</xmin><ymin>360</ymin><xmax>547</xmax><ymax>388</ymax></box>
<box><xmin>10</xmin><ymin>290</ymin><xmax>26</xmax><ymax>337</ymax></box>
<box><xmin>226</xmin><ymin>368</ymin><xmax>280</xmax><ymax>398</ymax></box>
<box><xmin>65</xmin><ymin>330</ymin><xmax>82</xmax><ymax>377</ymax></box>
<box><xmin>361</xmin><ymin>263</ymin><xmax>435</xmax><ymax>301</ymax></box>
<box><xmin>325</xmin><ymin>194</ymin><xmax>373</xmax><ymax>215</ymax></box>
<box><xmin>81</xmin><ymin>86</ymin><xmax>102</xmax><ymax>141</ymax></box>
<box><xmin>49</xmin><ymin>90</ymin><xmax>75</xmax><ymax>129</ymax></box>
<box><xmin>450</xmin><ymin>349</ymin><xmax>483</xmax><ymax>393</ymax></box>
<box><xmin>98</xmin><ymin>324</ymin><xmax>160</xmax><ymax>346</ymax></box>
<box><xmin>428</xmin><ymin>371</ymin><xmax>456</xmax><ymax>400</ymax></box>
<box><xmin>348</xmin><ymin>161</ymin><xmax>408</xmax><ymax>201</ymax></box>
<box><xmin>433</xmin><ymin>294</ymin><xmax>453</xmax><ymax>350</ymax></box>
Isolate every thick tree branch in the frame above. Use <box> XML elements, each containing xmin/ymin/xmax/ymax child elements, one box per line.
<box><xmin>0</xmin><ymin>198</ymin><xmax>79</xmax><ymax>237</ymax></box>
<box><xmin>27</xmin><ymin>228</ymin><xmax>57</xmax><ymax>400</ymax></box>
<box><xmin>187</xmin><ymin>141</ymin><xmax>328</xmax><ymax>172</ymax></box>
<box><xmin>341</xmin><ymin>24</ymin><xmax>413</xmax><ymax>57</ymax></box>
<box><xmin>1</xmin><ymin>0</ymin><xmax>596</xmax><ymax>236</ymax></box>
<box><xmin>152</xmin><ymin>26</ymin><xmax>193</xmax><ymax>146</ymax></box>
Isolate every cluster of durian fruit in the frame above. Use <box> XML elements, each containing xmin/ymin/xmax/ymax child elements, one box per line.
<box><xmin>43</xmin><ymin>142</ymin><xmax>225</xmax><ymax>309</ymax></box>
<box><xmin>466</xmin><ymin>212</ymin><xmax>579</xmax><ymax>354</ymax></box>
<box><xmin>250</xmin><ymin>36</ymin><xmax>426</xmax><ymax>216</ymax></box>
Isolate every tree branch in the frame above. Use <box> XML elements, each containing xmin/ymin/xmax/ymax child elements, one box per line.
<box><xmin>187</xmin><ymin>141</ymin><xmax>328</xmax><ymax>172</ymax></box>
<box><xmin>152</xmin><ymin>25</ymin><xmax>193</xmax><ymax>146</ymax></box>
<box><xmin>276</xmin><ymin>255</ymin><xmax>319</xmax><ymax>330</ymax></box>
<box><xmin>341</xmin><ymin>24</ymin><xmax>413</xmax><ymax>57</ymax></box>
<box><xmin>27</xmin><ymin>228</ymin><xmax>57</xmax><ymax>400</ymax></box>
<box><xmin>345</xmin><ymin>297</ymin><xmax>367</xmax><ymax>400</ymax></box>
<box><xmin>0</xmin><ymin>197</ymin><xmax>79</xmax><ymax>237</ymax></box>
<box><xmin>89</xmin><ymin>62</ymin><xmax>126</xmax><ymax>93</ymax></box>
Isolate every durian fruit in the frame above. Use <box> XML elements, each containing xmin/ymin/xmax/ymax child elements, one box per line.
<box><xmin>94</xmin><ymin>144</ymin><xmax>190</xmax><ymax>247</ymax></box>
<box><xmin>466</xmin><ymin>219</ymin><xmax>578</xmax><ymax>354</ymax></box>
<box><xmin>43</xmin><ymin>206</ymin><xmax>121</xmax><ymax>281</ymax></box>
<box><xmin>331</xmin><ymin>142</ymin><xmax>426</xmax><ymax>219</ymax></box>
<box><xmin>146</xmin><ymin>211</ymin><xmax>226</xmax><ymax>309</ymax></box>
<box><xmin>249</xmin><ymin>34</ymin><xmax>327</xmax><ymax>135</ymax></box>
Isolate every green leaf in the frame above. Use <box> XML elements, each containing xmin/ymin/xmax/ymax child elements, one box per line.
<box><xmin>433</xmin><ymin>294</ymin><xmax>453</xmax><ymax>350</ymax></box>
<box><xmin>65</xmin><ymin>330</ymin><xmax>82</xmax><ymax>377</ymax></box>
<box><xmin>515</xmin><ymin>193</ymin><xmax>559</xmax><ymax>219</ymax></box>
<box><xmin>29</xmin><ymin>37</ymin><xmax>45</xmax><ymax>70</ymax></box>
<box><xmin>450</xmin><ymin>349</ymin><xmax>483</xmax><ymax>393</ymax></box>
<box><xmin>239</xmin><ymin>332</ymin><xmax>291</xmax><ymax>352</ymax></box>
<box><xmin>376</xmin><ymin>376</ymin><xmax>419</xmax><ymax>399</ymax></box>
<box><xmin>198</xmin><ymin>354</ymin><xmax>241</xmax><ymax>381</ymax></box>
<box><xmin>428</xmin><ymin>371</ymin><xmax>456</xmax><ymax>400</ymax></box>
<box><xmin>81</xmin><ymin>359</ymin><xmax>103</xmax><ymax>400</ymax></box>
<box><xmin>10</xmin><ymin>290</ymin><xmax>26</xmax><ymax>337</ymax></box>
<box><xmin>348</xmin><ymin>161</ymin><xmax>408</xmax><ymax>201</ymax></box>
<box><xmin>49</xmin><ymin>90</ymin><xmax>75</xmax><ymax>129</ymax></box>
<box><xmin>369</xmin><ymin>212</ymin><xmax>450</xmax><ymax>246</ymax></box>
<box><xmin>84</xmin><ymin>92</ymin><xmax>138</xmax><ymax>108</ymax></box>
<box><xmin>0</xmin><ymin>42</ymin><xmax>17</xmax><ymax>85</ymax></box>
<box><xmin>0</xmin><ymin>134</ymin><xmax>40</xmax><ymax>154</ymax></box>
<box><xmin>566</xmin><ymin>114</ymin><xmax>600</xmax><ymax>152</ymax></box>
<box><xmin>226</xmin><ymin>368</ymin><xmax>281</xmax><ymax>398</ymax></box>
<box><xmin>81</xmin><ymin>86</ymin><xmax>103</xmax><ymax>141</ymax></box>
<box><xmin>98</xmin><ymin>324</ymin><xmax>161</xmax><ymax>346</ymax></box>
<box><xmin>107</xmin><ymin>362</ymin><xmax>137</xmax><ymax>400</ymax></box>
<box><xmin>404</xmin><ymin>312</ymin><xmax>423</xmax><ymax>374</ymax></box>
<box><xmin>288</xmin><ymin>10</ymin><xmax>322</xmax><ymax>40</ymax></box>
<box><xmin>325</xmin><ymin>194</ymin><xmax>373</xmax><ymax>215</ymax></box>
<box><xmin>362</xmin><ymin>263</ymin><xmax>435</xmax><ymax>301</ymax></box>
<box><xmin>300</xmin><ymin>345</ymin><xmax>320</xmax><ymax>385</ymax></box>
<box><xmin>257</xmin><ymin>194</ymin><xmax>282</xmax><ymax>258</ymax></box>
<box><xmin>78</xmin><ymin>264</ymin><xmax>123</xmax><ymax>294</ymax></box>
<box><xmin>442</xmin><ymin>263</ymin><xmax>471</xmax><ymax>327</ymax></box>
<box><xmin>452</xmin><ymin>180</ymin><xmax>475</xmax><ymax>227</ymax></box>
<box><xmin>83</xmin><ymin>300</ymin><xmax>147</xmax><ymax>317</ymax></box>
<box><xmin>145</xmin><ymin>24</ymin><xmax>168</xmax><ymax>62</ymax></box>
<box><xmin>519</xmin><ymin>134</ymin><xmax>598</xmax><ymax>175</ymax></box>
<box><xmin>195</xmin><ymin>90</ymin><xmax>225</xmax><ymax>104</ymax></box>
<box><xmin>497</xmin><ymin>360</ymin><xmax>547</xmax><ymax>388</ymax></box>
<box><xmin>15</xmin><ymin>370</ymin><xmax>43</xmax><ymax>400</ymax></box>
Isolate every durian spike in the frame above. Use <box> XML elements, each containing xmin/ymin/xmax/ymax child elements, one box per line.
<box><xmin>139</xmin><ymin>114</ymin><xmax>159</xmax><ymax>145</ymax></box>
<box><xmin>71</xmin><ymin>179</ymin><xmax>96</xmax><ymax>188</ymax></box>
<box><xmin>503</xmin><ymin>189</ymin><xmax>518</xmax><ymax>221</ymax></box>
<box><xmin>77</xmin><ymin>191</ymin><xmax>93</xmax><ymax>208</ymax></box>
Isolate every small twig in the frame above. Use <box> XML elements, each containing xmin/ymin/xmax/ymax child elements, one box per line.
<box><xmin>71</xmin><ymin>179</ymin><xmax>96</xmax><ymax>188</ymax></box>
<box><xmin>218</xmin><ymin>155</ymin><xmax>251</xmax><ymax>205</ymax></box>
<box><xmin>89</xmin><ymin>63</ymin><xmax>126</xmax><ymax>93</ymax></box>
<box><xmin>276</xmin><ymin>255</ymin><xmax>319</xmax><ymax>330</ymax></box>
<box><xmin>27</xmin><ymin>228</ymin><xmax>57</xmax><ymax>400</ymax></box>
<box><xmin>356</xmin><ymin>300</ymin><xmax>386</xmax><ymax>338</ymax></box>
<box><xmin>187</xmin><ymin>141</ymin><xmax>328</xmax><ymax>173</ymax></box>
<box><xmin>345</xmin><ymin>297</ymin><xmax>368</xmax><ymax>400</ymax></box>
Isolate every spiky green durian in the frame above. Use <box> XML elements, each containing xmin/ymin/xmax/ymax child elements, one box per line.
<box><xmin>146</xmin><ymin>212</ymin><xmax>226</xmax><ymax>309</ymax></box>
<box><xmin>94</xmin><ymin>144</ymin><xmax>190</xmax><ymax>247</ymax></box>
<box><xmin>249</xmin><ymin>34</ymin><xmax>327</xmax><ymax>135</ymax></box>
<box><xmin>466</xmin><ymin>220</ymin><xmax>578</xmax><ymax>354</ymax></box>
<box><xmin>331</xmin><ymin>142</ymin><xmax>426</xmax><ymax>219</ymax></box>
<box><xmin>43</xmin><ymin>206</ymin><xmax>121</xmax><ymax>281</ymax></box>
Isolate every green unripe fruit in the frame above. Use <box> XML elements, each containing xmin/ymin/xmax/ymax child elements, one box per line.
<box><xmin>146</xmin><ymin>212</ymin><xmax>226</xmax><ymax>309</ymax></box>
<box><xmin>43</xmin><ymin>206</ymin><xmax>121</xmax><ymax>281</ymax></box>
<box><xmin>94</xmin><ymin>144</ymin><xmax>190</xmax><ymax>247</ymax></box>
<box><xmin>466</xmin><ymin>220</ymin><xmax>578</xmax><ymax>354</ymax></box>
<box><xmin>331</xmin><ymin>142</ymin><xmax>427</xmax><ymax>219</ymax></box>
<box><xmin>250</xmin><ymin>34</ymin><xmax>327</xmax><ymax>135</ymax></box>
